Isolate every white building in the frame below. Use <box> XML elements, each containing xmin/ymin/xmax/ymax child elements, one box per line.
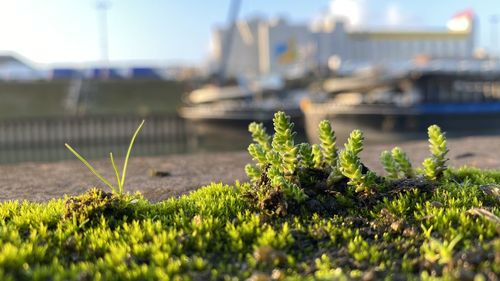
<box><xmin>0</xmin><ymin>53</ymin><xmax>45</xmax><ymax>80</ymax></box>
<box><xmin>210</xmin><ymin>10</ymin><xmax>476</xmax><ymax>77</ymax></box>
<box><xmin>211</xmin><ymin>18</ymin><xmax>316</xmax><ymax>78</ymax></box>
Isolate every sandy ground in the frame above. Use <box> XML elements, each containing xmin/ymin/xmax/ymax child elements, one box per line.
<box><xmin>0</xmin><ymin>135</ymin><xmax>499</xmax><ymax>202</ymax></box>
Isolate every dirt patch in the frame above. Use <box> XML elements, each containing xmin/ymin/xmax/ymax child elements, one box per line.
<box><xmin>0</xmin><ymin>135</ymin><xmax>498</xmax><ymax>202</ymax></box>
<box><xmin>0</xmin><ymin>151</ymin><xmax>250</xmax><ymax>202</ymax></box>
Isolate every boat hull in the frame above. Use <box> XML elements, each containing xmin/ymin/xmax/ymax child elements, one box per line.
<box><xmin>178</xmin><ymin>105</ymin><xmax>303</xmax><ymax>123</ymax></box>
<box><xmin>179</xmin><ymin>106</ymin><xmax>306</xmax><ymax>151</ymax></box>
<box><xmin>303</xmin><ymin>103</ymin><xmax>500</xmax><ymax>144</ymax></box>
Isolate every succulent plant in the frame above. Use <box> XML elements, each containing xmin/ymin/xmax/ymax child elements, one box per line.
<box><xmin>423</xmin><ymin>125</ymin><xmax>449</xmax><ymax>180</ymax></box>
<box><xmin>318</xmin><ymin>120</ymin><xmax>338</xmax><ymax>168</ymax></box>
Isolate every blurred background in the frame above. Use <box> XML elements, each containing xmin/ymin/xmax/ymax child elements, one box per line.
<box><xmin>1</xmin><ymin>0</ymin><xmax>500</xmax><ymax>164</ymax></box>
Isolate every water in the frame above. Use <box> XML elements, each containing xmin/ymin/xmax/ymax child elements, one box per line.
<box><xmin>0</xmin><ymin>113</ymin><xmax>497</xmax><ymax>165</ymax></box>
<box><xmin>0</xmin><ymin>114</ymin><xmax>307</xmax><ymax>164</ymax></box>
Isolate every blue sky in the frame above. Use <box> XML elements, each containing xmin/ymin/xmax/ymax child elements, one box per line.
<box><xmin>0</xmin><ymin>0</ymin><xmax>498</xmax><ymax>66</ymax></box>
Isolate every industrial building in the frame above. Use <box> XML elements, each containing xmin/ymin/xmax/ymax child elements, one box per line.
<box><xmin>210</xmin><ymin>10</ymin><xmax>476</xmax><ymax>77</ymax></box>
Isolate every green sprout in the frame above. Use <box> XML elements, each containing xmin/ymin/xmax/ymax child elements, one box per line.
<box><xmin>271</xmin><ymin>112</ymin><xmax>298</xmax><ymax>175</ymax></box>
<box><xmin>391</xmin><ymin>147</ymin><xmax>414</xmax><ymax>178</ymax></box>
<box><xmin>421</xmin><ymin>234</ymin><xmax>462</xmax><ymax>265</ymax></box>
<box><xmin>311</xmin><ymin>144</ymin><xmax>323</xmax><ymax>169</ymax></box>
<box><xmin>266</xmin><ymin>150</ymin><xmax>282</xmax><ymax>172</ymax></box>
<box><xmin>318</xmin><ymin>120</ymin><xmax>338</xmax><ymax>168</ymax></box>
<box><xmin>339</xmin><ymin>149</ymin><xmax>366</xmax><ymax>192</ymax></box>
<box><xmin>380</xmin><ymin>150</ymin><xmax>398</xmax><ymax>179</ymax></box>
<box><xmin>344</xmin><ymin>129</ymin><xmax>363</xmax><ymax>156</ymax></box>
<box><xmin>282</xmin><ymin>181</ymin><xmax>308</xmax><ymax>203</ymax></box>
<box><xmin>339</xmin><ymin>131</ymin><xmax>364</xmax><ymax>189</ymax></box>
<box><xmin>380</xmin><ymin>147</ymin><xmax>414</xmax><ymax>179</ymax></box>
<box><xmin>298</xmin><ymin>143</ymin><xmax>314</xmax><ymax>169</ymax></box>
<box><xmin>267</xmin><ymin>166</ymin><xmax>285</xmax><ymax>188</ymax></box>
<box><xmin>65</xmin><ymin>120</ymin><xmax>145</xmax><ymax>195</ymax></box>
<box><xmin>339</xmin><ymin>130</ymin><xmax>375</xmax><ymax>192</ymax></box>
<box><xmin>248</xmin><ymin>143</ymin><xmax>268</xmax><ymax>168</ymax></box>
<box><xmin>423</xmin><ymin>125</ymin><xmax>449</xmax><ymax>180</ymax></box>
<box><xmin>248</xmin><ymin>122</ymin><xmax>271</xmax><ymax>152</ymax></box>
<box><xmin>246</xmin><ymin>122</ymin><xmax>272</xmax><ymax>181</ymax></box>
<box><xmin>245</xmin><ymin>164</ymin><xmax>261</xmax><ymax>182</ymax></box>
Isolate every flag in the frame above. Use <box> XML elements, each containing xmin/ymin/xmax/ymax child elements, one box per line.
<box><xmin>447</xmin><ymin>9</ymin><xmax>474</xmax><ymax>32</ymax></box>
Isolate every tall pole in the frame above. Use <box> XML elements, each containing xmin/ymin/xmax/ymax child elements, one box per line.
<box><xmin>97</xmin><ymin>0</ymin><xmax>111</xmax><ymax>79</ymax></box>
<box><xmin>218</xmin><ymin>0</ymin><xmax>242</xmax><ymax>83</ymax></box>
<box><xmin>490</xmin><ymin>15</ymin><xmax>499</xmax><ymax>58</ymax></box>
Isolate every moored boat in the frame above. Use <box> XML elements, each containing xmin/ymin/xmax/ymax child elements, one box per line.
<box><xmin>178</xmin><ymin>75</ymin><xmax>309</xmax><ymax>150</ymax></box>
<box><xmin>178</xmin><ymin>75</ymin><xmax>306</xmax><ymax>126</ymax></box>
<box><xmin>302</xmin><ymin>60</ymin><xmax>500</xmax><ymax>144</ymax></box>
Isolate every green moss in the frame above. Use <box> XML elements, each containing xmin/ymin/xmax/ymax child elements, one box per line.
<box><xmin>0</xmin><ymin>111</ymin><xmax>498</xmax><ymax>279</ymax></box>
<box><xmin>0</xmin><ymin>168</ymin><xmax>497</xmax><ymax>280</ymax></box>
<box><xmin>63</xmin><ymin>188</ymin><xmax>143</xmax><ymax>227</ymax></box>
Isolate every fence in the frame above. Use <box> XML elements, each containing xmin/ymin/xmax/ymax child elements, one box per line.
<box><xmin>0</xmin><ymin>114</ymin><xmax>188</xmax><ymax>164</ymax></box>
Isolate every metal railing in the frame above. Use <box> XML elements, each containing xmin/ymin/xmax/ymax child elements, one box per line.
<box><xmin>0</xmin><ymin>114</ymin><xmax>188</xmax><ymax>164</ymax></box>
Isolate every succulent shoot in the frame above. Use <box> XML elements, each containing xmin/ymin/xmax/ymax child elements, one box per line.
<box><xmin>266</xmin><ymin>151</ymin><xmax>282</xmax><ymax>172</ymax></box>
<box><xmin>380</xmin><ymin>147</ymin><xmax>414</xmax><ymax>179</ymax></box>
<box><xmin>272</xmin><ymin>112</ymin><xmax>298</xmax><ymax>175</ymax></box>
<box><xmin>318</xmin><ymin>120</ymin><xmax>338</xmax><ymax>168</ymax></box>
<box><xmin>312</xmin><ymin>144</ymin><xmax>323</xmax><ymax>169</ymax></box>
<box><xmin>248</xmin><ymin>143</ymin><xmax>268</xmax><ymax>168</ymax></box>
<box><xmin>339</xmin><ymin>130</ymin><xmax>373</xmax><ymax>192</ymax></box>
<box><xmin>249</xmin><ymin>122</ymin><xmax>271</xmax><ymax>152</ymax></box>
<box><xmin>344</xmin><ymin>129</ymin><xmax>363</xmax><ymax>156</ymax></box>
<box><xmin>298</xmin><ymin>143</ymin><xmax>315</xmax><ymax>169</ymax></box>
<box><xmin>391</xmin><ymin>147</ymin><xmax>414</xmax><ymax>178</ymax></box>
<box><xmin>283</xmin><ymin>182</ymin><xmax>308</xmax><ymax>203</ymax></box>
<box><xmin>380</xmin><ymin>150</ymin><xmax>398</xmax><ymax>179</ymax></box>
<box><xmin>267</xmin><ymin>166</ymin><xmax>285</xmax><ymax>188</ymax></box>
<box><xmin>245</xmin><ymin>164</ymin><xmax>261</xmax><ymax>182</ymax></box>
<box><xmin>339</xmin><ymin>150</ymin><xmax>369</xmax><ymax>192</ymax></box>
<box><xmin>423</xmin><ymin>125</ymin><xmax>449</xmax><ymax>180</ymax></box>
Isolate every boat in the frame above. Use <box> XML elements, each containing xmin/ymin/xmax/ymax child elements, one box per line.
<box><xmin>178</xmin><ymin>75</ymin><xmax>309</xmax><ymax>151</ymax></box>
<box><xmin>178</xmin><ymin>75</ymin><xmax>306</xmax><ymax>126</ymax></box>
<box><xmin>301</xmin><ymin>59</ymin><xmax>500</xmax><ymax>144</ymax></box>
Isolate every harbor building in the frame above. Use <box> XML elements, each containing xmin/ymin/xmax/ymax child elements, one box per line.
<box><xmin>210</xmin><ymin>18</ymin><xmax>316</xmax><ymax>78</ymax></box>
<box><xmin>210</xmin><ymin>10</ymin><xmax>476</xmax><ymax>77</ymax></box>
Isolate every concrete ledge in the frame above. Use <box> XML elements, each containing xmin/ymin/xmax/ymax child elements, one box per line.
<box><xmin>0</xmin><ymin>135</ymin><xmax>499</xmax><ymax>202</ymax></box>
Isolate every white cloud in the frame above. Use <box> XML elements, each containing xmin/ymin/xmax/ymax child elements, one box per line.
<box><xmin>386</xmin><ymin>4</ymin><xmax>403</xmax><ymax>26</ymax></box>
<box><xmin>329</xmin><ymin>0</ymin><xmax>366</xmax><ymax>27</ymax></box>
<box><xmin>326</xmin><ymin>0</ymin><xmax>419</xmax><ymax>29</ymax></box>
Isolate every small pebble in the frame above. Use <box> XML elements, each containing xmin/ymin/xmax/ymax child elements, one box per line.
<box><xmin>149</xmin><ymin>169</ymin><xmax>171</xmax><ymax>177</ymax></box>
<box><xmin>430</xmin><ymin>201</ymin><xmax>443</xmax><ymax>207</ymax></box>
<box><xmin>362</xmin><ymin>270</ymin><xmax>375</xmax><ymax>281</ymax></box>
<box><xmin>391</xmin><ymin>221</ymin><xmax>402</xmax><ymax>232</ymax></box>
<box><xmin>271</xmin><ymin>269</ymin><xmax>284</xmax><ymax>280</ymax></box>
<box><xmin>247</xmin><ymin>272</ymin><xmax>271</xmax><ymax>281</ymax></box>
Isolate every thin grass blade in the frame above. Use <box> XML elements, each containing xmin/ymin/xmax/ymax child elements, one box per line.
<box><xmin>120</xmin><ymin>120</ymin><xmax>145</xmax><ymax>189</ymax></box>
<box><xmin>109</xmin><ymin>152</ymin><xmax>122</xmax><ymax>193</ymax></box>
<box><xmin>65</xmin><ymin>143</ymin><xmax>117</xmax><ymax>193</ymax></box>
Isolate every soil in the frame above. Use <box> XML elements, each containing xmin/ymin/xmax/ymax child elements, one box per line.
<box><xmin>0</xmin><ymin>135</ymin><xmax>499</xmax><ymax>202</ymax></box>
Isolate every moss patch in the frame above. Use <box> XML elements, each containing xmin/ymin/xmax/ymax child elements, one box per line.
<box><xmin>0</xmin><ymin>167</ymin><xmax>498</xmax><ymax>280</ymax></box>
<box><xmin>63</xmin><ymin>188</ymin><xmax>142</xmax><ymax>228</ymax></box>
